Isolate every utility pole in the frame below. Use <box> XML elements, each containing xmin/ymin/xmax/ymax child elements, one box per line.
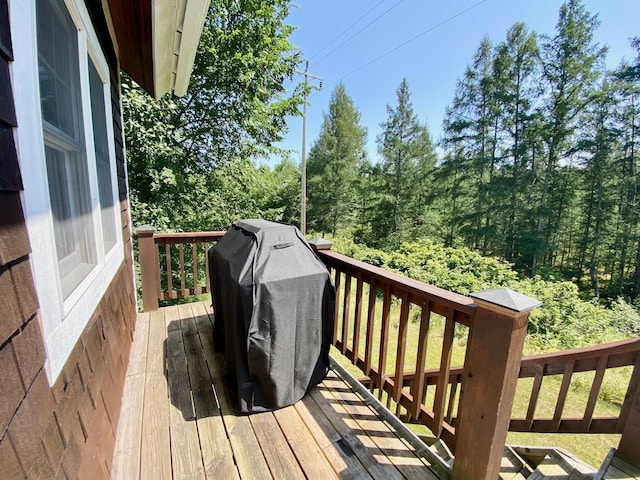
<box><xmin>295</xmin><ymin>61</ymin><xmax>322</xmax><ymax>236</ymax></box>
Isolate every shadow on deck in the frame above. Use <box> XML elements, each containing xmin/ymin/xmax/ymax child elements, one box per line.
<box><xmin>111</xmin><ymin>302</ymin><xmax>442</xmax><ymax>479</ymax></box>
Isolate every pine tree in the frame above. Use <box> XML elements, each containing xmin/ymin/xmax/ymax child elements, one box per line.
<box><xmin>574</xmin><ymin>80</ymin><xmax>617</xmax><ymax>299</ymax></box>
<box><xmin>376</xmin><ymin>79</ymin><xmax>436</xmax><ymax>243</ymax></box>
<box><xmin>492</xmin><ymin>23</ymin><xmax>540</xmax><ymax>262</ymax></box>
<box><xmin>532</xmin><ymin>0</ymin><xmax>606</xmax><ymax>275</ymax></box>
<box><xmin>441</xmin><ymin>38</ymin><xmax>500</xmax><ymax>251</ymax></box>
<box><xmin>307</xmin><ymin>83</ymin><xmax>367</xmax><ymax>236</ymax></box>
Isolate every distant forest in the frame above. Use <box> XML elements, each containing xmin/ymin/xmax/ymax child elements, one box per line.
<box><xmin>125</xmin><ymin>0</ymin><xmax>640</xmax><ymax>302</ymax></box>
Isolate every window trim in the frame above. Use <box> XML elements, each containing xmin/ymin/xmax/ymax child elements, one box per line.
<box><xmin>11</xmin><ymin>0</ymin><xmax>125</xmax><ymax>383</ymax></box>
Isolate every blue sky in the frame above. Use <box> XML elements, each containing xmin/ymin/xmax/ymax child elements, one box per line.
<box><xmin>267</xmin><ymin>0</ymin><xmax>638</xmax><ymax>167</ymax></box>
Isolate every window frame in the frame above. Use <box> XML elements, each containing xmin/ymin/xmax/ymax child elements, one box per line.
<box><xmin>11</xmin><ymin>0</ymin><xmax>125</xmax><ymax>382</ymax></box>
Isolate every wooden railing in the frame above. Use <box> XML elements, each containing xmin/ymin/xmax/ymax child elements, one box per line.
<box><xmin>511</xmin><ymin>337</ymin><xmax>640</xmax><ymax>436</ymax></box>
<box><xmin>136</xmin><ymin>226</ymin><xmax>225</xmax><ymax>310</ymax></box>
<box><xmin>135</xmin><ymin>228</ymin><xmax>640</xmax><ymax>476</ymax></box>
<box><xmin>392</xmin><ymin>338</ymin><xmax>640</xmax><ymax>435</ymax></box>
<box><xmin>316</xmin><ymin>247</ymin><xmax>540</xmax><ymax>478</ymax></box>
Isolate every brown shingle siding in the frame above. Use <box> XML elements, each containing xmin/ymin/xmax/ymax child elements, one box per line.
<box><xmin>0</xmin><ymin>192</ymin><xmax>30</xmax><ymax>266</ymax></box>
<box><xmin>7</xmin><ymin>391</ymin><xmax>55</xmax><ymax>479</ymax></box>
<box><xmin>0</xmin><ymin>265</ymin><xmax>21</xmax><ymax>345</ymax></box>
<box><xmin>0</xmin><ymin>435</ymin><xmax>24</xmax><ymax>480</ymax></box>
<box><xmin>0</xmin><ymin>59</ymin><xmax>16</xmax><ymax>127</ymax></box>
<box><xmin>0</xmin><ymin>343</ymin><xmax>26</xmax><ymax>436</ymax></box>
<box><xmin>0</xmin><ymin>124</ymin><xmax>22</xmax><ymax>191</ymax></box>
<box><xmin>24</xmin><ymin>370</ymin><xmax>56</xmax><ymax>431</ymax></box>
<box><xmin>0</xmin><ymin>0</ymin><xmax>12</xmax><ymax>61</ymax></box>
<box><xmin>42</xmin><ymin>417</ymin><xmax>65</xmax><ymax>474</ymax></box>
<box><xmin>10</xmin><ymin>258</ymin><xmax>39</xmax><ymax>322</ymax></box>
<box><xmin>12</xmin><ymin>316</ymin><xmax>46</xmax><ymax>389</ymax></box>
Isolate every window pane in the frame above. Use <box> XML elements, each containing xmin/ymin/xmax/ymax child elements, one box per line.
<box><xmin>37</xmin><ymin>0</ymin><xmax>80</xmax><ymax>140</ymax></box>
<box><xmin>38</xmin><ymin>0</ymin><xmax>96</xmax><ymax>299</ymax></box>
<box><xmin>88</xmin><ymin>60</ymin><xmax>117</xmax><ymax>252</ymax></box>
<box><xmin>44</xmin><ymin>144</ymin><xmax>96</xmax><ymax>298</ymax></box>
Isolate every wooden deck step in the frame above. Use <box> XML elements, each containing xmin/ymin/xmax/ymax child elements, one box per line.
<box><xmin>524</xmin><ymin>447</ymin><xmax>596</xmax><ymax>480</ymax></box>
<box><xmin>500</xmin><ymin>446</ymin><xmax>534</xmax><ymax>480</ymax></box>
<box><xmin>595</xmin><ymin>448</ymin><xmax>640</xmax><ymax>480</ymax></box>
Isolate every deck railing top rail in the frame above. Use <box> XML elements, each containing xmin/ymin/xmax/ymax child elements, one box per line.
<box><xmin>317</xmin><ymin>249</ymin><xmax>476</xmax><ymax>324</ymax></box>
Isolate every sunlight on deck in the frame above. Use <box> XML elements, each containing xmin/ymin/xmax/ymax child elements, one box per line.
<box><xmin>111</xmin><ymin>302</ymin><xmax>440</xmax><ymax>479</ymax></box>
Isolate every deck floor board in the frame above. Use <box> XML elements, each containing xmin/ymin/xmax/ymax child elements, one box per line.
<box><xmin>113</xmin><ymin>302</ymin><xmax>440</xmax><ymax>480</ymax></box>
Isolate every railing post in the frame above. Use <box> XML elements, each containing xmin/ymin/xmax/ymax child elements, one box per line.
<box><xmin>452</xmin><ymin>288</ymin><xmax>541</xmax><ymax>480</ymax></box>
<box><xmin>136</xmin><ymin>225</ymin><xmax>159</xmax><ymax>312</ymax></box>
<box><xmin>617</xmin><ymin>354</ymin><xmax>640</xmax><ymax>467</ymax></box>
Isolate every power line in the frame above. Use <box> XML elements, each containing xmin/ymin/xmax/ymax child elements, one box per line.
<box><xmin>307</xmin><ymin>0</ymin><xmax>386</xmax><ymax>63</ymax></box>
<box><xmin>312</xmin><ymin>0</ymin><xmax>407</xmax><ymax>68</ymax></box>
<box><xmin>316</xmin><ymin>0</ymin><xmax>489</xmax><ymax>94</ymax></box>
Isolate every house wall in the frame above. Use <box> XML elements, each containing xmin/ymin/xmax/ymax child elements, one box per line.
<box><xmin>0</xmin><ymin>0</ymin><xmax>137</xmax><ymax>478</ymax></box>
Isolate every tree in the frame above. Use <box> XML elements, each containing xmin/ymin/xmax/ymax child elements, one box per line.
<box><xmin>492</xmin><ymin>23</ymin><xmax>540</xmax><ymax>262</ymax></box>
<box><xmin>376</xmin><ymin>78</ymin><xmax>436</xmax><ymax>243</ymax></box>
<box><xmin>307</xmin><ymin>83</ymin><xmax>367</xmax><ymax>236</ymax></box>
<box><xmin>124</xmin><ymin>0</ymin><xmax>307</xmax><ymax>231</ymax></box>
<box><xmin>575</xmin><ymin>80</ymin><xmax>618</xmax><ymax>299</ymax></box>
<box><xmin>441</xmin><ymin>38</ymin><xmax>500</xmax><ymax>252</ymax></box>
<box><xmin>532</xmin><ymin>0</ymin><xmax>606</xmax><ymax>274</ymax></box>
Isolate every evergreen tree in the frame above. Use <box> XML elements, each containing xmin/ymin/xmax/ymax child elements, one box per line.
<box><xmin>492</xmin><ymin>23</ymin><xmax>540</xmax><ymax>262</ymax></box>
<box><xmin>532</xmin><ymin>0</ymin><xmax>606</xmax><ymax>274</ymax></box>
<box><xmin>441</xmin><ymin>38</ymin><xmax>500</xmax><ymax>251</ymax></box>
<box><xmin>307</xmin><ymin>83</ymin><xmax>367</xmax><ymax>236</ymax></box>
<box><xmin>376</xmin><ymin>79</ymin><xmax>436</xmax><ymax>243</ymax></box>
<box><xmin>575</xmin><ymin>79</ymin><xmax>617</xmax><ymax>299</ymax></box>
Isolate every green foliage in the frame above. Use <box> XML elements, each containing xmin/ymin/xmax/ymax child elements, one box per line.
<box><xmin>374</xmin><ymin>79</ymin><xmax>437</xmax><ymax>243</ymax></box>
<box><xmin>307</xmin><ymin>83</ymin><xmax>367</xmax><ymax>236</ymax></box>
<box><xmin>124</xmin><ymin>0</ymin><xmax>305</xmax><ymax>233</ymax></box>
<box><xmin>332</xmin><ymin>235</ymin><xmax>636</xmax><ymax>351</ymax></box>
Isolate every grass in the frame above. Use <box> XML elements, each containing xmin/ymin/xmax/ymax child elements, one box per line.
<box><xmin>330</xmin><ymin>278</ymin><xmax>629</xmax><ymax>469</ymax></box>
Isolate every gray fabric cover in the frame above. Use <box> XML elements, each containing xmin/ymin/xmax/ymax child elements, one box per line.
<box><xmin>209</xmin><ymin>219</ymin><xmax>335</xmax><ymax>413</ymax></box>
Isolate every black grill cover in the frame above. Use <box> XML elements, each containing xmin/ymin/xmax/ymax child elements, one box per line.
<box><xmin>209</xmin><ymin>219</ymin><xmax>335</xmax><ymax>413</ymax></box>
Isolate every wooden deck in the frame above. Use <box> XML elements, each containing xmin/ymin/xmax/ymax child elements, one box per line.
<box><xmin>111</xmin><ymin>302</ymin><xmax>442</xmax><ymax>480</ymax></box>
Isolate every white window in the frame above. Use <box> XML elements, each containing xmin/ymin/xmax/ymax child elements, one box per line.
<box><xmin>12</xmin><ymin>0</ymin><xmax>125</xmax><ymax>382</ymax></box>
<box><xmin>38</xmin><ymin>0</ymin><xmax>98</xmax><ymax>298</ymax></box>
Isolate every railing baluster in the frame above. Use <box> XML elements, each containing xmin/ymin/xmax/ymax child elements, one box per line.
<box><xmin>364</xmin><ymin>280</ymin><xmax>377</xmax><ymax>378</ymax></box>
<box><xmin>552</xmin><ymin>360</ymin><xmax>575</xmax><ymax>431</ymax></box>
<box><xmin>155</xmin><ymin>243</ymin><xmax>162</xmax><ymax>300</ymax></box>
<box><xmin>179</xmin><ymin>244</ymin><xmax>186</xmax><ymax>296</ymax></box>
<box><xmin>192</xmin><ymin>242</ymin><xmax>199</xmax><ymax>294</ymax></box>
<box><xmin>525</xmin><ymin>365</ymin><xmax>544</xmax><ymax>430</ymax></box>
<box><xmin>165</xmin><ymin>244</ymin><xmax>173</xmax><ymax>298</ymax></box>
<box><xmin>618</xmin><ymin>352</ymin><xmax>640</xmax><ymax>430</ymax></box>
<box><xmin>333</xmin><ymin>270</ymin><xmax>341</xmax><ymax>345</ymax></box>
<box><xmin>446</xmin><ymin>375</ymin><xmax>459</xmax><ymax>423</ymax></box>
<box><xmin>433</xmin><ymin>308</ymin><xmax>455</xmax><ymax>437</ymax></box>
<box><xmin>411</xmin><ymin>302</ymin><xmax>431</xmax><ymax>420</ymax></box>
<box><xmin>377</xmin><ymin>284</ymin><xmax>392</xmax><ymax>398</ymax></box>
<box><xmin>352</xmin><ymin>274</ymin><xmax>364</xmax><ymax>363</ymax></box>
<box><xmin>341</xmin><ymin>273</ymin><xmax>352</xmax><ymax>355</ymax></box>
<box><xmin>204</xmin><ymin>242</ymin><xmax>210</xmax><ymax>295</ymax></box>
<box><xmin>393</xmin><ymin>293</ymin><xmax>410</xmax><ymax>415</ymax></box>
<box><xmin>582</xmin><ymin>355</ymin><xmax>608</xmax><ymax>429</ymax></box>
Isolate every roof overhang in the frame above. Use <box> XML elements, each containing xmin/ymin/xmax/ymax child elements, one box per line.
<box><xmin>106</xmin><ymin>0</ymin><xmax>210</xmax><ymax>99</ymax></box>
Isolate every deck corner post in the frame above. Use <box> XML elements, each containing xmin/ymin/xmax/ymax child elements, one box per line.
<box><xmin>452</xmin><ymin>288</ymin><xmax>541</xmax><ymax>480</ymax></box>
<box><xmin>617</xmin><ymin>354</ymin><xmax>640</xmax><ymax>468</ymax></box>
<box><xmin>136</xmin><ymin>225</ymin><xmax>159</xmax><ymax>312</ymax></box>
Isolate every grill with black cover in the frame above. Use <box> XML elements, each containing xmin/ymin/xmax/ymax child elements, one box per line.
<box><xmin>209</xmin><ymin>219</ymin><xmax>335</xmax><ymax>413</ymax></box>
